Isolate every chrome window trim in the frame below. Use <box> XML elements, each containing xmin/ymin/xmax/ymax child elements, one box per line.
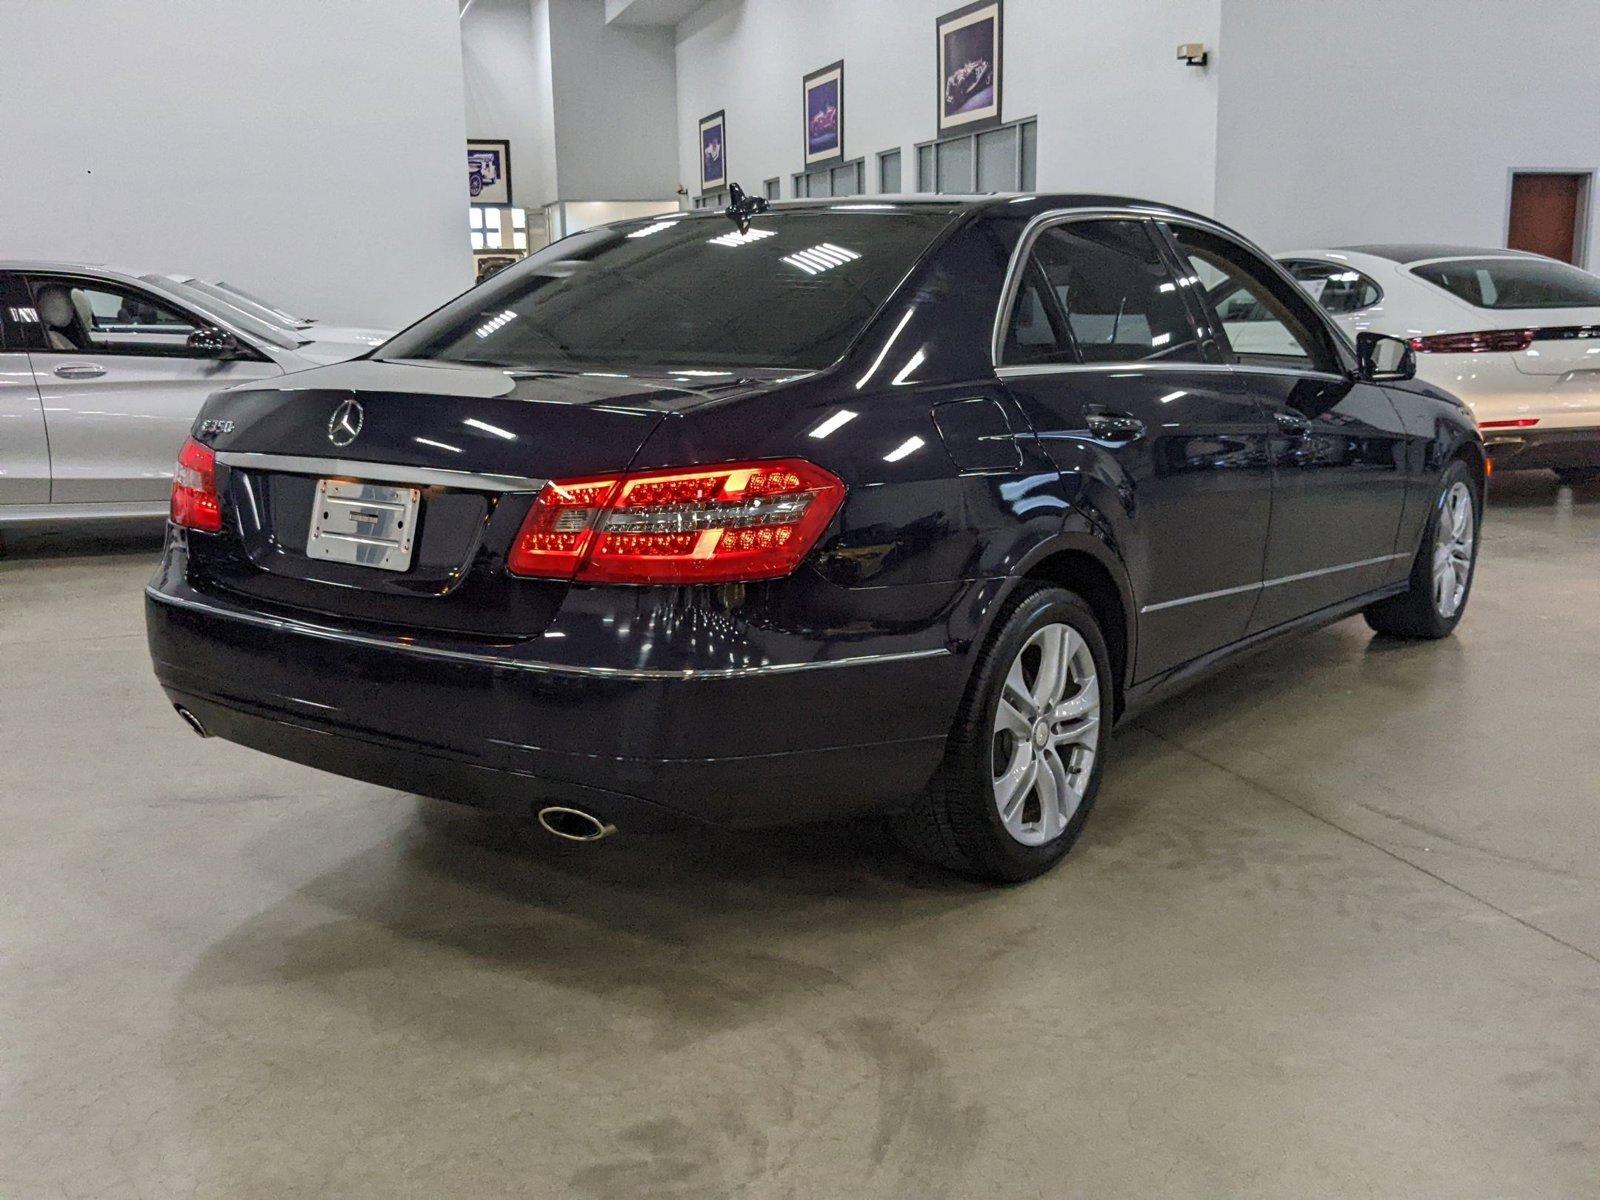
<box><xmin>1139</xmin><ymin>553</ymin><xmax>1410</xmax><ymax>614</ymax></box>
<box><xmin>146</xmin><ymin>586</ymin><xmax>952</xmax><ymax>680</ymax></box>
<box><xmin>214</xmin><ymin>451</ymin><xmax>546</xmax><ymax>494</ymax></box>
<box><xmin>994</xmin><ymin>361</ymin><xmax>1349</xmax><ymax>386</ymax></box>
<box><xmin>989</xmin><ymin>205</ymin><xmax>1354</xmax><ymax>376</ymax></box>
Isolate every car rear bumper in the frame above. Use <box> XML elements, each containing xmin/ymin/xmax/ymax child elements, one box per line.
<box><xmin>1481</xmin><ymin>426</ymin><xmax>1600</xmax><ymax>471</ymax></box>
<box><xmin>145</xmin><ymin>578</ymin><xmax>967</xmax><ymax>830</ymax></box>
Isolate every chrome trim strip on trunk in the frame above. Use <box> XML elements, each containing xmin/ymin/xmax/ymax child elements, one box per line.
<box><xmin>214</xmin><ymin>451</ymin><xmax>546</xmax><ymax>493</ymax></box>
<box><xmin>145</xmin><ymin>586</ymin><xmax>952</xmax><ymax>679</ymax></box>
<box><xmin>1140</xmin><ymin>553</ymin><xmax>1410</xmax><ymax>614</ymax></box>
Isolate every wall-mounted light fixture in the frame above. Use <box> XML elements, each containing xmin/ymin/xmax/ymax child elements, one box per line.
<box><xmin>1177</xmin><ymin>42</ymin><xmax>1209</xmax><ymax>67</ymax></box>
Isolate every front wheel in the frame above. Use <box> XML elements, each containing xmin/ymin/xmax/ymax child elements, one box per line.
<box><xmin>891</xmin><ymin>584</ymin><xmax>1111</xmax><ymax>883</ymax></box>
<box><xmin>1363</xmin><ymin>460</ymin><xmax>1481</xmax><ymax>639</ymax></box>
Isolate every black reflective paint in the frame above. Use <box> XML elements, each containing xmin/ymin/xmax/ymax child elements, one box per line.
<box><xmin>147</xmin><ymin>195</ymin><xmax>1481</xmax><ymax>830</ymax></box>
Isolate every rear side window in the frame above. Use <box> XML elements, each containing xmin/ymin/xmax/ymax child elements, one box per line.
<box><xmin>1281</xmin><ymin>259</ymin><xmax>1383</xmax><ymax>314</ymax></box>
<box><xmin>1001</xmin><ymin>219</ymin><xmax>1204</xmax><ymax>366</ymax></box>
<box><xmin>384</xmin><ymin>210</ymin><xmax>956</xmax><ymax>371</ymax></box>
<box><xmin>1412</xmin><ymin>257</ymin><xmax>1600</xmax><ymax>309</ymax></box>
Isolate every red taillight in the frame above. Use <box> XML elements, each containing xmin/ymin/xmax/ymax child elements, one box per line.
<box><xmin>169</xmin><ymin>437</ymin><xmax>222</xmax><ymax>532</ymax></box>
<box><xmin>508</xmin><ymin>458</ymin><xmax>845</xmax><ymax>584</ymax></box>
<box><xmin>1409</xmin><ymin>329</ymin><xmax>1536</xmax><ymax>354</ymax></box>
<box><xmin>1479</xmin><ymin>418</ymin><xmax>1540</xmax><ymax>429</ymax></box>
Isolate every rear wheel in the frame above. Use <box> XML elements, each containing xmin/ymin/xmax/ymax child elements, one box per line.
<box><xmin>1363</xmin><ymin>460</ymin><xmax>1480</xmax><ymax>639</ymax></box>
<box><xmin>1553</xmin><ymin>467</ymin><xmax>1600</xmax><ymax>485</ymax></box>
<box><xmin>891</xmin><ymin>584</ymin><xmax>1110</xmax><ymax>883</ymax></box>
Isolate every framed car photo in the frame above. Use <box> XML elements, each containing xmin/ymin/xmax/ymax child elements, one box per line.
<box><xmin>699</xmin><ymin>110</ymin><xmax>727</xmax><ymax>194</ymax></box>
<box><xmin>467</xmin><ymin>139</ymin><xmax>512</xmax><ymax>205</ymax></box>
<box><xmin>936</xmin><ymin>0</ymin><xmax>1002</xmax><ymax>135</ymax></box>
<box><xmin>803</xmin><ymin>61</ymin><xmax>844</xmax><ymax>168</ymax></box>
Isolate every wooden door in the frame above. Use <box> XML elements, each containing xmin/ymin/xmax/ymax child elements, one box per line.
<box><xmin>1508</xmin><ymin>173</ymin><xmax>1585</xmax><ymax>263</ymax></box>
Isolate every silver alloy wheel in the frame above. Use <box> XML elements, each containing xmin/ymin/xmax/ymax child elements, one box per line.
<box><xmin>991</xmin><ymin>622</ymin><xmax>1101</xmax><ymax>846</ymax></box>
<box><xmin>1432</xmin><ymin>480</ymin><xmax>1475</xmax><ymax>618</ymax></box>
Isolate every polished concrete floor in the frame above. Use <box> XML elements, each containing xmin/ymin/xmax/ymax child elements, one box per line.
<box><xmin>2</xmin><ymin>472</ymin><xmax>1598</xmax><ymax>1199</ymax></box>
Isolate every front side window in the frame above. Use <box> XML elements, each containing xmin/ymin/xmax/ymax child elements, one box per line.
<box><xmin>1001</xmin><ymin>219</ymin><xmax>1204</xmax><ymax>366</ymax></box>
<box><xmin>1280</xmin><ymin>259</ymin><xmax>1382</xmax><ymax>315</ymax></box>
<box><xmin>1412</xmin><ymin>257</ymin><xmax>1600</xmax><ymax>309</ymax></box>
<box><xmin>1171</xmin><ymin>226</ymin><xmax>1337</xmax><ymax>372</ymax></box>
<box><xmin>27</xmin><ymin>277</ymin><xmax>200</xmax><ymax>357</ymax></box>
<box><xmin>383</xmin><ymin>210</ymin><xmax>955</xmax><ymax>371</ymax></box>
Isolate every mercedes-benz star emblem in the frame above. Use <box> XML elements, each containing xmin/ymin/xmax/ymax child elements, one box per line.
<box><xmin>327</xmin><ymin>398</ymin><xmax>364</xmax><ymax>448</ymax></box>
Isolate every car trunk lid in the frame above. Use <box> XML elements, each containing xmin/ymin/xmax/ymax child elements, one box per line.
<box><xmin>1512</xmin><ymin>310</ymin><xmax>1600</xmax><ymax>377</ymax></box>
<box><xmin>182</xmin><ymin>359</ymin><xmax>788</xmax><ymax>637</ymax></box>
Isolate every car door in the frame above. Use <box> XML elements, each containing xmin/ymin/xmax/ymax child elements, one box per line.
<box><xmin>995</xmin><ymin>215</ymin><xmax>1276</xmax><ymax>681</ymax></box>
<box><xmin>21</xmin><ymin>273</ymin><xmax>282</xmax><ymax>505</ymax></box>
<box><xmin>0</xmin><ymin>273</ymin><xmax>51</xmax><ymax>506</ymax></box>
<box><xmin>1162</xmin><ymin>224</ymin><xmax>1411</xmax><ymax>631</ymax></box>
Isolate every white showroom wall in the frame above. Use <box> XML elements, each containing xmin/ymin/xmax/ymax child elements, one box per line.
<box><xmin>674</xmin><ymin>0</ymin><xmax>1222</xmax><ymax>212</ymax></box>
<box><xmin>463</xmin><ymin>0</ymin><xmax>678</xmax><ymax>206</ymax></box>
<box><xmin>1214</xmin><ymin>0</ymin><xmax>1600</xmax><ymax>263</ymax></box>
<box><xmin>548</xmin><ymin>0</ymin><xmax>680</xmax><ymax>200</ymax></box>
<box><xmin>0</xmin><ymin>0</ymin><xmax>471</xmax><ymax>328</ymax></box>
<box><xmin>462</xmin><ymin>0</ymin><xmax>559</xmax><ymax>209</ymax></box>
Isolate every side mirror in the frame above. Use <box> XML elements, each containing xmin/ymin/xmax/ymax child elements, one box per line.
<box><xmin>1357</xmin><ymin>331</ymin><xmax>1415</xmax><ymax>382</ymax></box>
<box><xmin>187</xmin><ymin>326</ymin><xmax>240</xmax><ymax>358</ymax></box>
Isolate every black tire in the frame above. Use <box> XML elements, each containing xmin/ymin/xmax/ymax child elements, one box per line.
<box><xmin>1553</xmin><ymin>467</ymin><xmax>1600</xmax><ymax>486</ymax></box>
<box><xmin>1363</xmin><ymin>459</ymin><xmax>1481</xmax><ymax>639</ymax></box>
<box><xmin>891</xmin><ymin>583</ymin><xmax>1112</xmax><ymax>884</ymax></box>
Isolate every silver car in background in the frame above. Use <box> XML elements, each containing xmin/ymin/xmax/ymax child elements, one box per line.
<box><xmin>0</xmin><ymin>262</ymin><xmax>390</xmax><ymax>525</ymax></box>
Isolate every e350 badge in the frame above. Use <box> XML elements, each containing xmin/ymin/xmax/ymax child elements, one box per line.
<box><xmin>198</xmin><ymin>419</ymin><xmax>235</xmax><ymax>436</ymax></box>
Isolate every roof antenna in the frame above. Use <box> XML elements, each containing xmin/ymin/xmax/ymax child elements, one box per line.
<box><xmin>723</xmin><ymin>182</ymin><xmax>768</xmax><ymax>234</ymax></box>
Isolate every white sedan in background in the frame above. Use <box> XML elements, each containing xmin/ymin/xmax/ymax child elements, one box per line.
<box><xmin>0</xmin><ymin>262</ymin><xmax>391</xmax><ymax>525</ymax></box>
<box><xmin>1275</xmin><ymin>245</ymin><xmax>1600</xmax><ymax>483</ymax></box>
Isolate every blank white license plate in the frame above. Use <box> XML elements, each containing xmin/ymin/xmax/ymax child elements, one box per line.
<box><xmin>306</xmin><ymin>479</ymin><xmax>420</xmax><ymax>572</ymax></box>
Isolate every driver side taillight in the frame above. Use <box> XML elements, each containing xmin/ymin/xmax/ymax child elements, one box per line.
<box><xmin>170</xmin><ymin>437</ymin><xmax>222</xmax><ymax>532</ymax></box>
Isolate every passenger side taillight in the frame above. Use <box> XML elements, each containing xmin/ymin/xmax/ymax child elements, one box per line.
<box><xmin>1409</xmin><ymin>329</ymin><xmax>1536</xmax><ymax>353</ymax></box>
<box><xmin>508</xmin><ymin>459</ymin><xmax>845</xmax><ymax>584</ymax></box>
<box><xmin>170</xmin><ymin>437</ymin><xmax>222</xmax><ymax>532</ymax></box>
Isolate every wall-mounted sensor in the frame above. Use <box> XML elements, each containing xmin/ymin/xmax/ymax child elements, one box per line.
<box><xmin>1177</xmin><ymin>42</ymin><xmax>1209</xmax><ymax>67</ymax></box>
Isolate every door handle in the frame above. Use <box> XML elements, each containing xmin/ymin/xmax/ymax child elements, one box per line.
<box><xmin>1085</xmin><ymin>410</ymin><xmax>1146</xmax><ymax>442</ymax></box>
<box><xmin>53</xmin><ymin>363</ymin><xmax>106</xmax><ymax>380</ymax></box>
<box><xmin>1274</xmin><ymin>411</ymin><xmax>1312</xmax><ymax>436</ymax></box>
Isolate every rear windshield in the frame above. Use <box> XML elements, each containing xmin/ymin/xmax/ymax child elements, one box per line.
<box><xmin>382</xmin><ymin>209</ymin><xmax>954</xmax><ymax>371</ymax></box>
<box><xmin>1412</xmin><ymin>257</ymin><xmax>1600</xmax><ymax>309</ymax></box>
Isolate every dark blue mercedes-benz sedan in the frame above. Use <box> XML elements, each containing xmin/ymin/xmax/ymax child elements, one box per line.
<box><xmin>146</xmin><ymin>192</ymin><xmax>1483</xmax><ymax>882</ymax></box>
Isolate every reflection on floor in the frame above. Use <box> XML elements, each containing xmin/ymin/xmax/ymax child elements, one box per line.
<box><xmin>2</xmin><ymin>471</ymin><xmax>1598</xmax><ymax>1197</ymax></box>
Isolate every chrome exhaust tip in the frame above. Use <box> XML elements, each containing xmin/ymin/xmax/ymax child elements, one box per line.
<box><xmin>174</xmin><ymin>705</ymin><xmax>209</xmax><ymax>738</ymax></box>
<box><xmin>536</xmin><ymin>805</ymin><xmax>616</xmax><ymax>843</ymax></box>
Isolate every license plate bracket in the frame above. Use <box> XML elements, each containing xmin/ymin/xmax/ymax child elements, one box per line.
<box><xmin>306</xmin><ymin>479</ymin><xmax>421</xmax><ymax>572</ymax></box>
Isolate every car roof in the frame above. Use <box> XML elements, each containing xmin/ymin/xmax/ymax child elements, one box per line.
<box><xmin>1335</xmin><ymin>244</ymin><xmax>1543</xmax><ymax>265</ymax></box>
<box><xmin>694</xmin><ymin>192</ymin><xmax>1216</xmax><ymax>223</ymax></box>
<box><xmin>0</xmin><ymin>260</ymin><xmax>154</xmax><ymax>282</ymax></box>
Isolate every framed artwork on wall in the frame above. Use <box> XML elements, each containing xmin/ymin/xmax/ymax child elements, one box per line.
<box><xmin>467</xmin><ymin>139</ymin><xmax>512</xmax><ymax>205</ymax></box>
<box><xmin>699</xmin><ymin>110</ymin><xmax>727</xmax><ymax>193</ymax></box>
<box><xmin>936</xmin><ymin>0</ymin><xmax>1002</xmax><ymax>135</ymax></box>
<box><xmin>803</xmin><ymin>60</ymin><xmax>844</xmax><ymax>168</ymax></box>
